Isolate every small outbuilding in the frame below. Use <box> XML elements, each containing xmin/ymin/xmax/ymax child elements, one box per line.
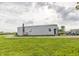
<box><xmin>17</xmin><ymin>24</ymin><xmax>59</xmax><ymax>36</ymax></box>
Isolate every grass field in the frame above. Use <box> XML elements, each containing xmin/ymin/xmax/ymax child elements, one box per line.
<box><xmin>0</xmin><ymin>35</ymin><xmax>79</xmax><ymax>56</ymax></box>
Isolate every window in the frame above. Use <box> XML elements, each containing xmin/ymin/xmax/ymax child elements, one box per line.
<box><xmin>49</xmin><ymin>28</ymin><xmax>51</xmax><ymax>32</ymax></box>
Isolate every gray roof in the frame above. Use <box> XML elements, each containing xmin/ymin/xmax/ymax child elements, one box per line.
<box><xmin>70</xmin><ymin>29</ymin><xmax>79</xmax><ymax>32</ymax></box>
<box><xmin>18</xmin><ymin>24</ymin><xmax>58</xmax><ymax>28</ymax></box>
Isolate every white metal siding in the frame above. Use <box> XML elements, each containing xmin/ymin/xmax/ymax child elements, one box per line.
<box><xmin>17</xmin><ymin>25</ymin><xmax>58</xmax><ymax>36</ymax></box>
<box><xmin>17</xmin><ymin>27</ymin><xmax>23</xmax><ymax>35</ymax></box>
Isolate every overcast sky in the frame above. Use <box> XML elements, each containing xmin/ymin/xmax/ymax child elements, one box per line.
<box><xmin>0</xmin><ymin>2</ymin><xmax>78</xmax><ymax>32</ymax></box>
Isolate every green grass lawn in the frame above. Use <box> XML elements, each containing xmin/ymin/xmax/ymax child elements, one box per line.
<box><xmin>0</xmin><ymin>35</ymin><xmax>79</xmax><ymax>56</ymax></box>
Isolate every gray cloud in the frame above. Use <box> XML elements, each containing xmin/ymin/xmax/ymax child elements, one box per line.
<box><xmin>0</xmin><ymin>2</ymin><xmax>33</xmax><ymax>15</ymax></box>
<box><xmin>25</xmin><ymin>20</ymin><xmax>34</xmax><ymax>25</ymax></box>
<box><xmin>35</xmin><ymin>2</ymin><xmax>48</xmax><ymax>7</ymax></box>
<box><xmin>0</xmin><ymin>2</ymin><xmax>78</xmax><ymax>32</ymax></box>
<box><xmin>49</xmin><ymin>2</ymin><xmax>79</xmax><ymax>22</ymax></box>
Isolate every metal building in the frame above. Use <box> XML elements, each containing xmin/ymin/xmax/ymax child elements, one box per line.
<box><xmin>17</xmin><ymin>24</ymin><xmax>59</xmax><ymax>36</ymax></box>
<box><xmin>69</xmin><ymin>29</ymin><xmax>79</xmax><ymax>35</ymax></box>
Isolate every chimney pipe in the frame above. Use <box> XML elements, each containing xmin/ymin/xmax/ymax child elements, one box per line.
<box><xmin>22</xmin><ymin>23</ymin><xmax>25</xmax><ymax>35</ymax></box>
